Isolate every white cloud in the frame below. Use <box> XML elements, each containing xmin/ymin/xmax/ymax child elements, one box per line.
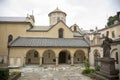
<box><xmin>0</xmin><ymin>0</ymin><xmax>119</xmax><ymax>30</ymax></box>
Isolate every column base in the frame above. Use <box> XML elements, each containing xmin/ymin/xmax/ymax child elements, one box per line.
<box><xmin>71</xmin><ymin>64</ymin><xmax>74</xmax><ymax>66</ymax></box>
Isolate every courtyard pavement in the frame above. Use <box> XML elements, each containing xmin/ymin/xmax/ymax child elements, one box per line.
<box><xmin>12</xmin><ymin>64</ymin><xmax>93</xmax><ymax>80</ymax></box>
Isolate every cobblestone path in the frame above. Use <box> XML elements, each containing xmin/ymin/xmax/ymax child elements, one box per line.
<box><xmin>14</xmin><ymin>64</ymin><xmax>92</xmax><ymax>80</ymax></box>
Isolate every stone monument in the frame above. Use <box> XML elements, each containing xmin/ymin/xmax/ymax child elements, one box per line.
<box><xmin>94</xmin><ymin>36</ymin><xmax>119</xmax><ymax>80</ymax></box>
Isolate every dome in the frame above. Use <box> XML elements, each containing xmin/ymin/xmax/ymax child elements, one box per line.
<box><xmin>48</xmin><ymin>8</ymin><xmax>67</xmax><ymax>25</ymax></box>
<box><xmin>48</xmin><ymin>8</ymin><xmax>67</xmax><ymax>16</ymax></box>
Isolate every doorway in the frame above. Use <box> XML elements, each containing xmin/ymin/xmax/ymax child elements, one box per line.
<box><xmin>59</xmin><ymin>51</ymin><xmax>71</xmax><ymax>64</ymax></box>
<box><xmin>26</xmin><ymin>50</ymin><xmax>39</xmax><ymax>64</ymax></box>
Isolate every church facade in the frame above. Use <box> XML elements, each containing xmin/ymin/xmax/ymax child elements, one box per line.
<box><xmin>0</xmin><ymin>8</ymin><xmax>89</xmax><ymax>67</ymax></box>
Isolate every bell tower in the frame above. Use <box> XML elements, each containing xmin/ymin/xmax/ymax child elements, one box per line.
<box><xmin>48</xmin><ymin>8</ymin><xmax>67</xmax><ymax>25</ymax></box>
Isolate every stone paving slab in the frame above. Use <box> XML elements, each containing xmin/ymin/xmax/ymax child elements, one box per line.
<box><xmin>14</xmin><ymin>64</ymin><xmax>92</xmax><ymax>80</ymax></box>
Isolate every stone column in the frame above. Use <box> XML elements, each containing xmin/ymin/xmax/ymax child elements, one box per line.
<box><xmin>119</xmin><ymin>53</ymin><xmax>120</xmax><ymax>80</ymax></box>
<box><xmin>56</xmin><ymin>57</ymin><xmax>58</xmax><ymax>66</ymax></box>
<box><xmin>23</xmin><ymin>57</ymin><xmax>26</xmax><ymax>66</ymax></box>
<box><xmin>71</xmin><ymin>57</ymin><xmax>74</xmax><ymax>66</ymax></box>
<box><xmin>39</xmin><ymin>57</ymin><xmax>42</xmax><ymax>66</ymax></box>
<box><xmin>118</xmin><ymin>44</ymin><xmax>120</xmax><ymax>79</ymax></box>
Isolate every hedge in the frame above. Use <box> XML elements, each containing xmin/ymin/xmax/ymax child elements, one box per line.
<box><xmin>0</xmin><ymin>67</ymin><xmax>9</xmax><ymax>80</ymax></box>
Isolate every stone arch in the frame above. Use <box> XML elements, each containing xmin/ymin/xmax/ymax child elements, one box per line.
<box><xmin>43</xmin><ymin>50</ymin><xmax>56</xmax><ymax>64</ymax></box>
<box><xmin>74</xmin><ymin>50</ymin><xmax>85</xmax><ymax>63</ymax></box>
<box><xmin>59</xmin><ymin>50</ymin><xmax>71</xmax><ymax>64</ymax></box>
<box><xmin>26</xmin><ymin>49</ymin><xmax>39</xmax><ymax>64</ymax></box>
<box><xmin>94</xmin><ymin>49</ymin><xmax>100</xmax><ymax>66</ymax></box>
<box><xmin>111</xmin><ymin>48</ymin><xmax>118</xmax><ymax>55</ymax></box>
<box><xmin>111</xmin><ymin>48</ymin><xmax>118</xmax><ymax>61</ymax></box>
<box><xmin>111</xmin><ymin>48</ymin><xmax>119</xmax><ymax>69</ymax></box>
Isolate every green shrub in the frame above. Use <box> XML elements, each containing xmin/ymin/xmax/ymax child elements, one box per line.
<box><xmin>82</xmin><ymin>60</ymin><xmax>95</xmax><ymax>74</ymax></box>
<box><xmin>82</xmin><ymin>69</ymin><xmax>91</xmax><ymax>74</ymax></box>
<box><xmin>95</xmin><ymin>65</ymin><xmax>100</xmax><ymax>71</ymax></box>
<box><xmin>84</xmin><ymin>60</ymin><xmax>90</xmax><ymax>69</ymax></box>
<box><xmin>11</xmin><ymin>71</ymin><xmax>20</xmax><ymax>76</ymax></box>
<box><xmin>0</xmin><ymin>67</ymin><xmax>9</xmax><ymax>80</ymax></box>
<box><xmin>90</xmin><ymin>69</ymin><xmax>95</xmax><ymax>73</ymax></box>
<box><xmin>82</xmin><ymin>68</ymin><xmax>95</xmax><ymax>74</ymax></box>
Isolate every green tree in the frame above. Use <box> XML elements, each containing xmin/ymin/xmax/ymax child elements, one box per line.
<box><xmin>107</xmin><ymin>15</ymin><xmax>119</xmax><ymax>26</ymax></box>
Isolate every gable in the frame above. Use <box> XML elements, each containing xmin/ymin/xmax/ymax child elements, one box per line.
<box><xmin>70</xmin><ymin>24</ymin><xmax>81</xmax><ymax>32</ymax></box>
<box><xmin>48</xmin><ymin>21</ymin><xmax>73</xmax><ymax>38</ymax></box>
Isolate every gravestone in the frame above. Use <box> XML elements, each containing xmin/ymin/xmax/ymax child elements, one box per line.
<box><xmin>94</xmin><ymin>36</ymin><xmax>119</xmax><ymax>80</ymax></box>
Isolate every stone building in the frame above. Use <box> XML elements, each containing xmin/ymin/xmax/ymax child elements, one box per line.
<box><xmin>89</xmin><ymin>12</ymin><xmax>120</xmax><ymax>71</ymax></box>
<box><xmin>0</xmin><ymin>8</ymin><xmax>89</xmax><ymax>67</ymax></box>
<box><xmin>114</xmin><ymin>38</ymin><xmax>120</xmax><ymax>79</ymax></box>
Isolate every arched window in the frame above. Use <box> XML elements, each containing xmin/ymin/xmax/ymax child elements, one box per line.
<box><xmin>58</xmin><ymin>28</ymin><xmax>64</xmax><ymax>38</ymax></box>
<box><xmin>57</xmin><ymin>17</ymin><xmax>60</xmax><ymax>22</ymax></box>
<box><xmin>74</xmin><ymin>26</ymin><xmax>77</xmax><ymax>31</ymax></box>
<box><xmin>8</xmin><ymin>34</ymin><xmax>13</xmax><ymax>43</ymax></box>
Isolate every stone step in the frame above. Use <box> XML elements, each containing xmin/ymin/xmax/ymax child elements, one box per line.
<box><xmin>93</xmin><ymin>73</ymin><xmax>109</xmax><ymax>80</ymax></box>
<box><xmin>93</xmin><ymin>72</ymin><xmax>119</xmax><ymax>80</ymax></box>
<box><xmin>25</xmin><ymin>65</ymin><xmax>40</xmax><ymax>68</ymax></box>
<box><xmin>96</xmin><ymin>71</ymin><xmax>119</xmax><ymax>79</ymax></box>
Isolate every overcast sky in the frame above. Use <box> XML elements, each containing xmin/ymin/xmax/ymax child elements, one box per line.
<box><xmin>0</xmin><ymin>0</ymin><xmax>120</xmax><ymax>30</ymax></box>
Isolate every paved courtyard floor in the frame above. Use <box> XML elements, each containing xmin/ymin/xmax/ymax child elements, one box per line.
<box><xmin>12</xmin><ymin>64</ymin><xmax>93</xmax><ymax>80</ymax></box>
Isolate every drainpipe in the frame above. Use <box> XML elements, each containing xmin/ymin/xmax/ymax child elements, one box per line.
<box><xmin>7</xmin><ymin>46</ymin><xmax>10</xmax><ymax>67</ymax></box>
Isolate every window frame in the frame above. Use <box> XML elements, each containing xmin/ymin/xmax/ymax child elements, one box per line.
<box><xmin>112</xmin><ymin>31</ymin><xmax>115</xmax><ymax>38</ymax></box>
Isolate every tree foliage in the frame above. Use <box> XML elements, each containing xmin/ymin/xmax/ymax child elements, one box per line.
<box><xmin>107</xmin><ymin>15</ymin><xmax>119</xmax><ymax>26</ymax></box>
<box><xmin>0</xmin><ymin>68</ymin><xmax>9</xmax><ymax>80</ymax></box>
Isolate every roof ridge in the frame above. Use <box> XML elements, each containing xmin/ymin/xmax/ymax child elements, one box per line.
<box><xmin>19</xmin><ymin>37</ymin><xmax>83</xmax><ymax>40</ymax></box>
<box><xmin>0</xmin><ymin>16</ymin><xmax>26</xmax><ymax>18</ymax></box>
<box><xmin>34</xmin><ymin>25</ymin><xmax>50</xmax><ymax>27</ymax></box>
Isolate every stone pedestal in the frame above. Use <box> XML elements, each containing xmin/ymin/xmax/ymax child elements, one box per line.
<box><xmin>94</xmin><ymin>58</ymin><xmax>119</xmax><ymax>80</ymax></box>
